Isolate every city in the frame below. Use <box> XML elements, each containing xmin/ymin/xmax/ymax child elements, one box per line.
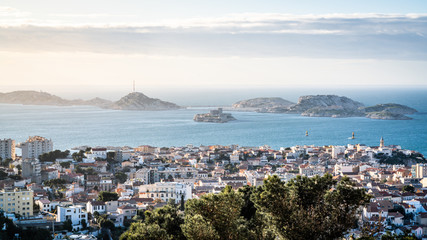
<box><xmin>1</xmin><ymin>1</ymin><xmax>427</xmax><ymax>240</ymax></box>
<box><xmin>1</xmin><ymin>136</ymin><xmax>427</xmax><ymax>239</ymax></box>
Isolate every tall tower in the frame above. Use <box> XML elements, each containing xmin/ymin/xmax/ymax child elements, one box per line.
<box><xmin>133</xmin><ymin>80</ymin><xmax>135</xmax><ymax>92</ymax></box>
<box><xmin>380</xmin><ymin>137</ymin><xmax>384</xmax><ymax>148</ymax></box>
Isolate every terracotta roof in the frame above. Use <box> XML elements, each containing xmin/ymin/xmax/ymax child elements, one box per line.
<box><xmin>118</xmin><ymin>204</ymin><xmax>136</xmax><ymax>210</ymax></box>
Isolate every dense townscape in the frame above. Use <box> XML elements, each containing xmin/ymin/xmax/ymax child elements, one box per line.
<box><xmin>1</xmin><ymin>136</ymin><xmax>427</xmax><ymax>239</ymax></box>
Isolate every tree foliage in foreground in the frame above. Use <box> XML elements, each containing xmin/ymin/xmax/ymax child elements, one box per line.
<box><xmin>120</xmin><ymin>204</ymin><xmax>185</xmax><ymax>240</ymax></box>
<box><xmin>253</xmin><ymin>174</ymin><xmax>370</xmax><ymax>240</ymax></box>
<box><xmin>120</xmin><ymin>174</ymin><xmax>370</xmax><ymax>240</ymax></box>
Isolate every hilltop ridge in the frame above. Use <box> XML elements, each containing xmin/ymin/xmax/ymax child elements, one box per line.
<box><xmin>0</xmin><ymin>91</ymin><xmax>180</xmax><ymax>111</ymax></box>
<box><xmin>109</xmin><ymin>92</ymin><xmax>181</xmax><ymax>110</ymax></box>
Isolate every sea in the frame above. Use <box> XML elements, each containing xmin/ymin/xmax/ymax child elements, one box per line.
<box><xmin>0</xmin><ymin>89</ymin><xmax>426</xmax><ymax>155</ymax></box>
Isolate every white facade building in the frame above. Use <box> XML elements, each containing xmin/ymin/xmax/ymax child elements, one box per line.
<box><xmin>332</xmin><ymin>146</ymin><xmax>346</xmax><ymax>158</ymax></box>
<box><xmin>0</xmin><ymin>138</ymin><xmax>16</xmax><ymax>160</ymax></box>
<box><xmin>56</xmin><ymin>205</ymin><xmax>88</xmax><ymax>231</ymax></box>
<box><xmin>21</xmin><ymin>136</ymin><xmax>53</xmax><ymax>159</ymax></box>
<box><xmin>86</xmin><ymin>201</ymin><xmax>106</xmax><ymax>214</ymax></box>
<box><xmin>139</xmin><ymin>182</ymin><xmax>192</xmax><ymax>202</ymax></box>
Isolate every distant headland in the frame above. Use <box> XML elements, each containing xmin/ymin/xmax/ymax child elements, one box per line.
<box><xmin>0</xmin><ymin>91</ymin><xmax>181</xmax><ymax>111</ymax></box>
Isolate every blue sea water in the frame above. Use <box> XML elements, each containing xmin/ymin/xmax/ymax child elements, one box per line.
<box><xmin>0</xmin><ymin>92</ymin><xmax>426</xmax><ymax>155</ymax></box>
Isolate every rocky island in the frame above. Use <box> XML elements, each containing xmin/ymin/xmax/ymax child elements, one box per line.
<box><xmin>0</xmin><ymin>90</ymin><xmax>113</xmax><ymax>107</ymax></box>
<box><xmin>109</xmin><ymin>92</ymin><xmax>181</xmax><ymax>111</ymax></box>
<box><xmin>0</xmin><ymin>90</ymin><xmax>181</xmax><ymax>111</ymax></box>
<box><xmin>232</xmin><ymin>97</ymin><xmax>295</xmax><ymax>112</ymax></box>
<box><xmin>194</xmin><ymin>108</ymin><xmax>236</xmax><ymax>123</ymax></box>
<box><xmin>363</xmin><ymin>103</ymin><xmax>417</xmax><ymax>120</ymax></box>
<box><xmin>232</xmin><ymin>95</ymin><xmax>417</xmax><ymax>120</ymax></box>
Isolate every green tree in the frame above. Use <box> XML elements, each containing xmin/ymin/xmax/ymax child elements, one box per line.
<box><xmin>115</xmin><ymin>172</ymin><xmax>128</xmax><ymax>184</ymax></box>
<box><xmin>121</xmin><ymin>204</ymin><xmax>185</xmax><ymax>240</ymax></box>
<box><xmin>0</xmin><ymin>170</ymin><xmax>8</xmax><ymax>180</ymax></box>
<box><xmin>120</xmin><ymin>222</ymin><xmax>169</xmax><ymax>240</ymax></box>
<box><xmin>252</xmin><ymin>174</ymin><xmax>370</xmax><ymax>240</ymax></box>
<box><xmin>182</xmin><ymin>186</ymin><xmax>249</xmax><ymax>240</ymax></box>
<box><xmin>99</xmin><ymin>215</ymin><xmax>115</xmax><ymax>231</ymax></box>
<box><xmin>81</xmin><ymin>219</ymin><xmax>87</xmax><ymax>230</ymax></box>
<box><xmin>0</xmin><ymin>158</ymin><xmax>13</xmax><ymax>167</ymax></box>
<box><xmin>93</xmin><ymin>211</ymin><xmax>100</xmax><ymax>220</ymax></box>
<box><xmin>97</xmin><ymin>191</ymin><xmax>119</xmax><ymax>202</ymax></box>
<box><xmin>144</xmin><ymin>204</ymin><xmax>185</xmax><ymax>240</ymax></box>
<box><xmin>44</xmin><ymin>178</ymin><xmax>67</xmax><ymax>189</ymax></box>
<box><xmin>181</xmin><ymin>214</ymin><xmax>219</xmax><ymax>240</ymax></box>
<box><xmin>72</xmin><ymin>150</ymin><xmax>85</xmax><ymax>162</ymax></box>
<box><xmin>180</xmin><ymin>195</ymin><xmax>185</xmax><ymax>211</ymax></box>
<box><xmin>402</xmin><ymin>185</ymin><xmax>415</xmax><ymax>193</ymax></box>
<box><xmin>38</xmin><ymin>150</ymin><xmax>70</xmax><ymax>162</ymax></box>
<box><xmin>59</xmin><ymin>161</ymin><xmax>71</xmax><ymax>169</ymax></box>
<box><xmin>63</xmin><ymin>219</ymin><xmax>73</xmax><ymax>231</ymax></box>
<box><xmin>224</xmin><ymin>163</ymin><xmax>238</xmax><ymax>174</ymax></box>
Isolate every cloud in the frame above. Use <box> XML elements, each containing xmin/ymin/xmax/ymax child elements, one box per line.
<box><xmin>48</xmin><ymin>13</ymin><xmax>138</xmax><ymax>18</ymax></box>
<box><xmin>0</xmin><ymin>13</ymin><xmax>426</xmax><ymax>60</ymax></box>
<box><xmin>0</xmin><ymin>6</ymin><xmax>30</xmax><ymax>17</ymax></box>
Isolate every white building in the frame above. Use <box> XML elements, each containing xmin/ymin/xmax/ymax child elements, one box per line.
<box><xmin>415</xmin><ymin>164</ymin><xmax>427</xmax><ymax>178</ymax></box>
<box><xmin>139</xmin><ymin>182</ymin><xmax>192</xmax><ymax>202</ymax></box>
<box><xmin>56</xmin><ymin>205</ymin><xmax>88</xmax><ymax>231</ymax></box>
<box><xmin>21</xmin><ymin>136</ymin><xmax>53</xmax><ymax>159</ymax></box>
<box><xmin>35</xmin><ymin>199</ymin><xmax>51</xmax><ymax>212</ymax></box>
<box><xmin>86</xmin><ymin>201</ymin><xmax>106</xmax><ymax>214</ymax></box>
<box><xmin>332</xmin><ymin>146</ymin><xmax>346</xmax><ymax>158</ymax></box>
<box><xmin>0</xmin><ymin>138</ymin><xmax>16</xmax><ymax>160</ymax></box>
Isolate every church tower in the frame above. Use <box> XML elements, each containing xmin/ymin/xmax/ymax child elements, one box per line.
<box><xmin>380</xmin><ymin>137</ymin><xmax>384</xmax><ymax>148</ymax></box>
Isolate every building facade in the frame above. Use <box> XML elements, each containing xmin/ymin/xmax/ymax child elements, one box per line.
<box><xmin>56</xmin><ymin>205</ymin><xmax>88</xmax><ymax>231</ymax></box>
<box><xmin>21</xmin><ymin>136</ymin><xmax>53</xmax><ymax>159</ymax></box>
<box><xmin>415</xmin><ymin>164</ymin><xmax>427</xmax><ymax>178</ymax></box>
<box><xmin>139</xmin><ymin>182</ymin><xmax>192</xmax><ymax>202</ymax></box>
<box><xmin>0</xmin><ymin>189</ymin><xmax>34</xmax><ymax>216</ymax></box>
<box><xmin>0</xmin><ymin>138</ymin><xmax>16</xmax><ymax>160</ymax></box>
<box><xmin>22</xmin><ymin>158</ymin><xmax>41</xmax><ymax>183</ymax></box>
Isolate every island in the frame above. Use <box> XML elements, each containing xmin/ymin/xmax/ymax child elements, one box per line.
<box><xmin>194</xmin><ymin>108</ymin><xmax>236</xmax><ymax>123</ymax></box>
<box><xmin>232</xmin><ymin>97</ymin><xmax>295</xmax><ymax>112</ymax></box>
<box><xmin>0</xmin><ymin>90</ymin><xmax>181</xmax><ymax>111</ymax></box>
<box><xmin>109</xmin><ymin>92</ymin><xmax>181</xmax><ymax>111</ymax></box>
<box><xmin>232</xmin><ymin>95</ymin><xmax>417</xmax><ymax>120</ymax></box>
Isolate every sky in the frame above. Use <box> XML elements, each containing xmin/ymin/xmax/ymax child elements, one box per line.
<box><xmin>1</xmin><ymin>0</ymin><xmax>427</xmax><ymax>105</ymax></box>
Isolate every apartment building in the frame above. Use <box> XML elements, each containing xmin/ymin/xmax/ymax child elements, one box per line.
<box><xmin>21</xmin><ymin>136</ymin><xmax>53</xmax><ymax>159</ymax></box>
<box><xmin>56</xmin><ymin>205</ymin><xmax>88</xmax><ymax>231</ymax></box>
<box><xmin>0</xmin><ymin>188</ymin><xmax>34</xmax><ymax>216</ymax></box>
<box><xmin>139</xmin><ymin>182</ymin><xmax>192</xmax><ymax>202</ymax></box>
<box><xmin>0</xmin><ymin>138</ymin><xmax>16</xmax><ymax>160</ymax></box>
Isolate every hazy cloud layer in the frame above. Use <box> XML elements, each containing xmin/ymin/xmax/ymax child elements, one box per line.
<box><xmin>1</xmin><ymin>13</ymin><xmax>427</xmax><ymax>60</ymax></box>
